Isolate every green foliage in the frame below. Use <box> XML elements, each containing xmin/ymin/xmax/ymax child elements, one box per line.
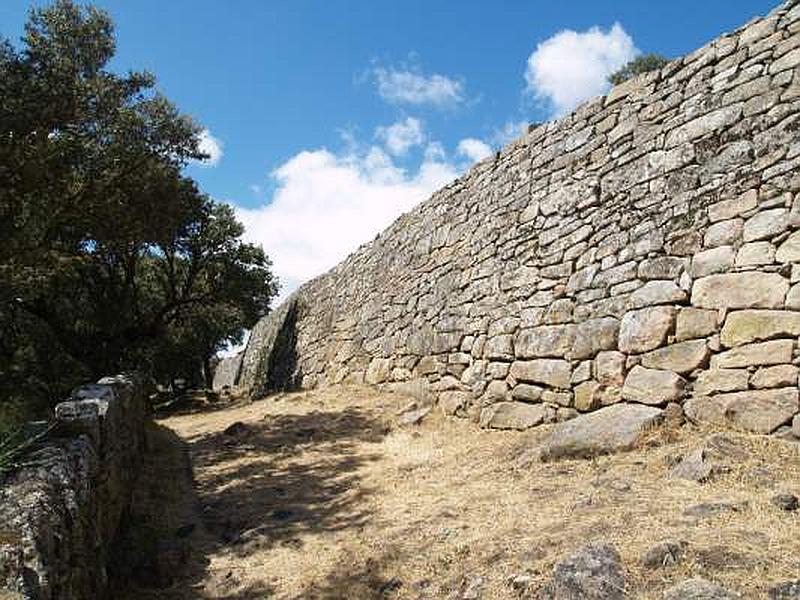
<box><xmin>0</xmin><ymin>1</ymin><xmax>278</xmax><ymax>415</ymax></box>
<box><xmin>0</xmin><ymin>421</ymin><xmax>55</xmax><ymax>475</ymax></box>
<box><xmin>608</xmin><ymin>54</ymin><xmax>670</xmax><ymax>86</ymax></box>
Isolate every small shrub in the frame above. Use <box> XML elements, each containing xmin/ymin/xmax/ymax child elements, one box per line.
<box><xmin>609</xmin><ymin>54</ymin><xmax>670</xmax><ymax>86</ymax></box>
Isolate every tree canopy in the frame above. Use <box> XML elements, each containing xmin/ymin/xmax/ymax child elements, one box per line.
<box><xmin>0</xmin><ymin>0</ymin><xmax>278</xmax><ymax>422</ymax></box>
<box><xmin>608</xmin><ymin>54</ymin><xmax>670</xmax><ymax>86</ymax></box>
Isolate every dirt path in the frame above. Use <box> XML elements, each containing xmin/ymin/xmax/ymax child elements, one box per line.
<box><xmin>143</xmin><ymin>386</ymin><xmax>799</xmax><ymax>599</ymax></box>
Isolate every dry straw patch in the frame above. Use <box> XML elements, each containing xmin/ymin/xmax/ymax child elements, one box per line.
<box><xmin>151</xmin><ymin>385</ymin><xmax>799</xmax><ymax>599</ymax></box>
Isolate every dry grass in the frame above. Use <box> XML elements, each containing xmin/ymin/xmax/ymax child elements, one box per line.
<box><xmin>152</xmin><ymin>385</ymin><xmax>800</xmax><ymax>599</ymax></box>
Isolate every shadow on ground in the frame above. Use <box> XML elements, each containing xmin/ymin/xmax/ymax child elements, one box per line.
<box><xmin>131</xmin><ymin>402</ymin><xmax>393</xmax><ymax>599</ymax></box>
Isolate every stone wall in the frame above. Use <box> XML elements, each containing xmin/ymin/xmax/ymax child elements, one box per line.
<box><xmin>240</xmin><ymin>0</ymin><xmax>800</xmax><ymax>441</ymax></box>
<box><xmin>0</xmin><ymin>374</ymin><xmax>151</xmax><ymax>599</ymax></box>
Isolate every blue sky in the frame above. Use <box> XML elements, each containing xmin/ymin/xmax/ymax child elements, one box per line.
<box><xmin>2</xmin><ymin>0</ymin><xmax>779</xmax><ymax>297</ymax></box>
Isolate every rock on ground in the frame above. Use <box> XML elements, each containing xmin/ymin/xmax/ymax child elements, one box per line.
<box><xmin>663</xmin><ymin>577</ymin><xmax>742</xmax><ymax>599</ymax></box>
<box><xmin>540</xmin><ymin>404</ymin><xmax>663</xmax><ymax>460</ymax></box>
<box><xmin>544</xmin><ymin>543</ymin><xmax>626</xmax><ymax>600</ymax></box>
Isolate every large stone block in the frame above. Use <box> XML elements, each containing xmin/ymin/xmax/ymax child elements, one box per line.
<box><xmin>640</xmin><ymin>340</ymin><xmax>710</xmax><ymax>374</ymax></box>
<box><xmin>629</xmin><ymin>280</ymin><xmax>687</xmax><ymax>308</ymax></box>
<box><xmin>684</xmin><ymin>388</ymin><xmax>798</xmax><ymax>434</ymax></box>
<box><xmin>479</xmin><ymin>402</ymin><xmax>550</xmax><ymax>430</ymax></box>
<box><xmin>675</xmin><ymin>308</ymin><xmax>718</xmax><ymax>341</ymax></box>
<box><xmin>720</xmin><ymin>310</ymin><xmax>800</xmax><ymax>347</ymax></box>
<box><xmin>618</xmin><ymin>306</ymin><xmax>676</xmax><ymax>354</ymax></box>
<box><xmin>776</xmin><ymin>230</ymin><xmax>800</xmax><ymax>263</ymax></box>
<box><xmin>691</xmin><ymin>272</ymin><xmax>789</xmax><ymax>310</ymax></box>
<box><xmin>711</xmin><ymin>339</ymin><xmax>795</xmax><ymax>369</ymax></box>
<box><xmin>540</xmin><ymin>404</ymin><xmax>664</xmax><ymax>460</ymax></box>
<box><xmin>570</xmin><ymin>317</ymin><xmax>620</xmax><ymax>360</ymax></box>
<box><xmin>510</xmin><ymin>359</ymin><xmax>572</xmax><ymax>389</ymax></box>
<box><xmin>515</xmin><ymin>325</ymin><xmax>575</xmax><ymax>359</ymax></box>
<box><xmin>621</xmin><ymin>366</ymin><xmax>686</xmax><ymax>405</ymax></box>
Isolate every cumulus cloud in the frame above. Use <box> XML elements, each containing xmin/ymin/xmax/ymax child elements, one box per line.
<box><xmin>457</xmin><ymin>138</ymin><xmax>492</xmax><ymax>163</ymax></box>
<box><xmin>235</xmin><ymin>140</ymin><xmax>459</xmax><ymax>300</ymax></box>
<box><xmin>375</xmin><ymin>117</ymin><xmax>425</xmax><ymax>156</ymax></box>
<box><xmin>492</xmin><ymin>120</ymin><xmax>529</xmax><ymax>146</ymax></box>
<box><xmin>197</xmin><ymin>129</ymin><xmax>224</xmax><ymax>166</ymax></box>
<box><xmin>525</xmin><ymin>23</ymin><xmax>637</xmax><ymax>116</ymax></box>
<box><xmin>373</xmin><ymin>66</ymin><xmax>465</xmax><ymax>108</ymax></box>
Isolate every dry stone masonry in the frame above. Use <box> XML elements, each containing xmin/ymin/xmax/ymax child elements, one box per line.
<box><xmin>0</xmin><ymin>375</ymin><xmax>151</xmax><ymax>599</ymax></box>
<box><xmin>232</xmin><ymin>0</ymin><xmax>800</xmax><ymax>442</ymax></box>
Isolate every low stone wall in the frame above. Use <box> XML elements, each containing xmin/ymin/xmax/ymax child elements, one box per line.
<box><xmin>0</xmin><ymin>374</ymin><xmax>150</xmax><ymax>599</ymax></box>
<box><xmin>239</xmin><ymin>0</ymin><xmax>800</xmax><ymax>441</ymax></box>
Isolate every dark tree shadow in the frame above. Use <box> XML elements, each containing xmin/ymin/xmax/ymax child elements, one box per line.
<box><xmin>122</xmin><ymin>404</ymin><xmax>391</xmax><ymax>599</ymax></box>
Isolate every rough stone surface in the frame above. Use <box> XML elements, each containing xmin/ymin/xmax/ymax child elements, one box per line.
<box><xmin>640</xmin><ymin>540</ymin><xmax>686</xmax><ymax>569</ymax></box>
<box><xmin>546</xmin><ymin>543</ymin><xmax>625</xmax><ymax>600</ymax></box>
<box><xmin>212</xmin><ymin>353</ymin><xmax>243</xmax><ymax>391</ymax></box>
<box><xmin>541</xmin><ymin>404</ymin><xmax>663</xmax><ymax>460</ymax></box>
<box><xmin>618</xmin><ymin>307</ymin><xmax>676</xmax><ymax>354</ymax></box>
<box><xmin>479</xmin><ymin>402</ymin><xmax>548</xmax><ymax>430</ymax></box>
<box><xmin>720</xmin><ymin>310</ymin><xmax>800</xmax><ymax>347</ymax></box>
<box><xmin>675</xmin><ymin>308</ymin><xmax>718</xmax><ymax>342</ymax></box>
<box><xmin>622</xmin><ymin>366</ymin><xmax>685</xmax><ymax>405</ymax></box>
<box><xmin>232</xmin><ymin>3</ymin><xmax>800</xmax><ymax>442</ymax></box>
<box><xmin>0</xmin><ymin>375</ymin><xmax>152</xmax><ymax>599</ymax></box>
<box><xmin>684</xmin><ymin>388</ymin><xmax>799</xmax><ymax>434</ymax></box>
<box><xmin>691</xmin><ymin>273</ymin><xmax>789</xmax><ymax>310</ymax></box>
<box><xmin>640</xmin><ymin>340</ymin><xmax>710</xmax><ymax>374</ymax></box>
<box><xmin>663</xmin><ymin>578</ymin><xmax>742</xmax><ymax>600</ymax></box>
<box><xmin>711</xmin><ymin>340</ymin><xmax>795</xmax><ymax>369</ymax></box>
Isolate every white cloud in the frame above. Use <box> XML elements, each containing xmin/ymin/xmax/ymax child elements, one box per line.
<box><xmin>235</xmin><ymin>139</ymin><xmax>459</xmax><ymax>301</ymax></box>
<box><xmin>492</xmin><ymin>120</ymin><xmax>529</xmax><ymax>146</ymax></box>
<box><xmin>197</xmin><ymin>129</ymin><xmax>224</xmax><ymax>166</ymax></box>
<box><xmin>374</xmin><ymin>66</ymin><xmax>465</xmax><ymax>108</ymax></box>
<box><xmin>375</xmin><ymin>117</ymin><xmax>425</xmax><ymax>156</ymax></box>
<box><xmin>525</xmin><ymin>23</ymin><xmax>637</xmax><ymax>117</ymax></box>
<box><xmin>457</xmin><ymin>138</ymin><xmax>493</xmax><ymax>163</ymax></box>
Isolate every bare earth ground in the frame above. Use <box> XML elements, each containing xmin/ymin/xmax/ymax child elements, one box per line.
<box><xmin>140</xmin><ymin>385</ymin><xmax>800</xmax><ymax>599</ymax></box>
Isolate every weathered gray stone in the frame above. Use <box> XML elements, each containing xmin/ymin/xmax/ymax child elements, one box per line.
<box><xmin>743</xmin><ymin>208</ymin><xmax>787</xmax><ymax>242</ymax></box>
<box><xmin>546</xmin><ymin>543</ymin><xmax>625</xmax><ymax>600</ymax></box>
<box><xmin>595</xmin><ymin>351</ymin><xmax>626</xmax><ymax>386</ymax></box>
<box><xmin>630</xmin><ymin>280</ymin><xmax>687</xmax><ymax>308</ymax></box>
<box><xmin>675</xmin><ymin>308</ymin><xmax>718</xmax><ymax>341</ymax></box>
<box><xmin>708</xmin><ymin>190</ymin><xmax>758</xmax><ymax>222</ymax></box>
<box><xmin>637</xmin><ymin>257</ymin><xmax>688</xmax><ymax>280</ymax></box>
<box><xmin>641</xmin><ymin>540</ymin><xmax>686</xmax><ymax>568</ymax></box>
<box><xmin>510</xmin><ymin>359</ymin><xmax>572</xmax><ymax>389</ymax></box>
<box><xmin>776</xmin><ymin>230</ymin><xmax>800</xmax><ymax>263</ymax></box>
<box><xmin>365</xmin><ymin>358</ymin><xmax>392</xmax><ymax>384</ymax></box>
<box><xmin>663</xmin><ymin>578</ymin><xmax>742</xmax><ymax>600</ymax></box>
<box><xmin>618</xmin><ymin>306</ymin><xmax>676</xmax><ymax>354</ymax></box>
<box><xmin>511</xmin><ymin>383</ymin><xmax>544</xmax><ymax>403</ymax></box>
<box><xmin>622</xmin><ymin>366</ymin><xmax>686</xmax><ymax>405</ymax></box>
<box><xmin>691</xmin><ymin>273</ymin><xmax>789</xmax><ymax>309</ymax></box>
<box><xmin>684</xmin><ymin>388</ymin><xmax>799</xmax><ymax>433</ymax></box>
<box><xmin>541</xmin><ymin>404</ymin><xmax>663</xmax><ymax>460</ymax></box>
<box><xmin>751</xmin><ymin>364</ymin><xmax>799</xmax><ymax>389</ymax></box>
<box><xmin>690</xmin><ymin>246</ymin><xmax>735</xmax><ymax>278</ymax></box>
<box><xmin>439</xmin><ymin>391</ymin><xmax>470</xmax><ymax>415</ymax></box>
<box><xmin>693</xmin><ymin>369</ymin><xmax>750</xmax><ymax>395</ymax></box>
<box><xmin>735</xmin><ymin>241</ymin><xmax>775</xmax><ymax>266</ymax></box>
<box><xmin>515</xmin><ymin>325</ymin><xmax>575</xmax><ymax>359</ymax></box>
<box><xmin>479</xmin><ymin>402</ymin><xmax>548</xmax><ymax>430</ymax></box>
<box><xmin>485</xmin><ymin>334</ymin><xmax>515</xmax><ymax>360</ymax></box>
<box><xmin>574</xmin><ymin>380</ymin><xmax>602</xmax><ymax>412</ymax></box>
<box><xmin>711</xmin><ymin>339</ymin><xmax>795</xmax><ymax>369</ymax></box>
<box><xmin>768</xmin><ymin>580</ymin><xmax>800</xmax><ymax>600</ymax></box>
<box><xmin>570</xmin><ymin>317</ymin><xmax>620</xmax><ymax>360</ymax></box>
<box><xmin>640</xmin><ymin>340</ymin><xmax>709</xmax><ymax>374</ymax></box>
<box><xmin>704</xmin><ymin>218</ymin><xmax>743</xmax><ymax>248</ymax></box>
<box><xmin>720</xmin><ymin>310</ymin><xmax>800</xmax><ymax>347</ymax></box>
